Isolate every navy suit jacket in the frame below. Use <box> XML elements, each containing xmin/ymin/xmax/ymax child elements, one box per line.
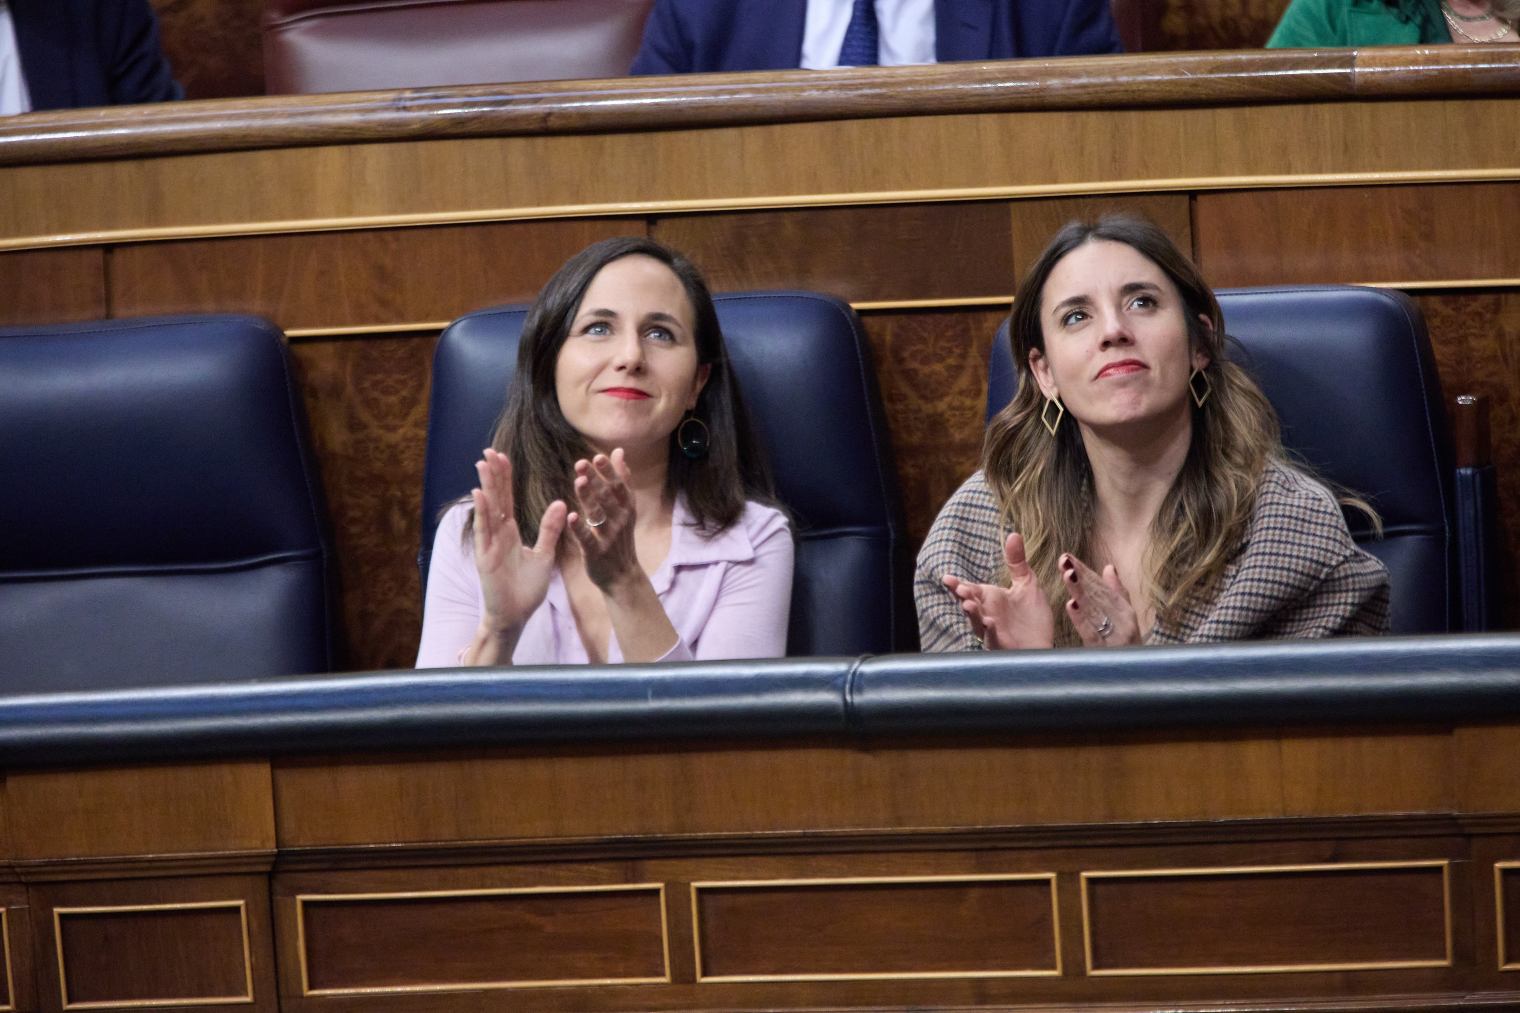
<box><xmin>12</xmin><ymin>0</ymin><xmax>182</xmax><ymax>111</ymax></box>
<box><xmin>630</xmin><ymin>0</ymin><xmax>1122</xmax><ymax>74</ymax></box>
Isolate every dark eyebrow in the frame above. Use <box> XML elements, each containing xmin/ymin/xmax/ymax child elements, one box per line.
<box><xmin>580</xmin><ymin>308</ymin><xmax>618</xmax><ymax>320</ymax></box>
<box><xmin>642</xmin><ymin>311</ymin><xmax>687</xmax><ymax>332</ymax></box>
<box><xmin>1049</xmin><ymin>294</ymin><xmax>1090</xmax><ymax>318</ymax></box>
<box><xmin>1120</xmin><ymin>281</ymin><xmax>1163</xmax><ymax>297</ymax></box>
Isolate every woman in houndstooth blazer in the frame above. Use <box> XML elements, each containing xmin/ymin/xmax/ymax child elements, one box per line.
<box><xmin>915</xmin><ymin>216</ymin><xmax>1389</xmax><ymax>651</ymax></box>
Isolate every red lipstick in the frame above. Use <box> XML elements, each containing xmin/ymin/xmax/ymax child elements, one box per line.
<box><xmin>1095</xmin><ymin>359</ymin><xmax>1147</xmax><ymax>380</ymax></box>
<box><xmin>602</xmin><ymin>387</ymin><xmax>651</xmax><ymax>400</ymax></box>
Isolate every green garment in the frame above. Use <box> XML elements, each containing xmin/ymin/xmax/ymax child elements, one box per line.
<box><xmin>1267</xmin><ymin>0</ymin><xmax>1452</xmax><ymax>46</ymax></box>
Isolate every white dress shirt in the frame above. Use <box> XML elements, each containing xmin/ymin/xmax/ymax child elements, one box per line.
<box><xmin>800</xmin><ymin>0</ymin><xmax>938</xmax><ymax>69</ymax></box>
<box><xmin>0</xmin><ymin>3</ymin><xmax>31</xmax><ymax>116</ymax></box>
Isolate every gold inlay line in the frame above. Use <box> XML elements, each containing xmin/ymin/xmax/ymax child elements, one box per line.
<box><xmin>1081</xmin><ymin>860</ymin><xmax>1452</xmax><ymax>978</ymax></box>
<box><xmin>53</xmin><ymin>900</ymin><xmax>254</xmax><ymax>1010</ymax></box>
<box><xmin>5</xmin><ymin>166</ymin><xmax>1520</xmax><ymax>252</ymax></box>
<box><xmin>691</xmin><ymin>872</ymin><xmax>1061</xmax><ymax>984</ymax></box>
<box><xmin>295</xmin><ymin>882</ymin><xmax>669</xmax><ymax>997</ymax></box>
<box><xmin>0</xmin><ymin>909</ymin><xmax>14</xmax><ymax>1013</ymax></box>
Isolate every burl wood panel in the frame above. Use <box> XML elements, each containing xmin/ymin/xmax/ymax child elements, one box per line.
<box><xmin>299</xmin><ymin>887</ymin><xmax>667</xmax><ymax>992</ymax></box>
<box><xmin>1084</xmin><ymin>864</ymin><xmax>1450</xmax><ymax>972</ymax></box>
<box><xmin>56</xmin><ymin>904</ymin><xmax>251</xmax><ymax>1005</ymax></box>
<box><xmin>150</xmin><ymin>0</ymin><xmax>266</xmax><ymax>100</ymax></box>
<box><xmin>1010</xmin><ymin>194</ymin><xmax>1193</xmax><ymax>277</ymax></box>
<box><xmin>290</xmin><ymin>334</ymin><xmax>434</xmax><ymax>672</ymax></box>
<box><xmin>1155</xmin><ymin>0</ymin><xmax>1292</xmax><ymax>50</ymax></box>
<box><xmin>6</xmin><ymin>761</ymin><xmax>273</xmax><ymax>863</ymax></box>
<box><xmin>859</xmin><ymin>309</ymin><xmax>1003</xmax><ymax>545</ymax></box>
<box><xmin>1418</xmin><ymin>291</ymin><xmax>1520</xmax><ymax>628</ymax></box>
<box><xmin>0</xmin><ymin>248</ymin><xmax>105</xmax><ymax>325</ymax></box>
<box><xmin>653</xmin><ymin>203</ymin><xmax>1014</xmax><ymax>304</ymax></box>
<box><xmin>694</xmin><ymin>877</ymin><xmax>1057</xmax><ymax>979</ymax></box>
<box><xmin>110</xmin><ymin>219</ymin><xmax>643</xmax><ymax>331</ymax></box>
<box><xmin>1194</xmin><ymin>184</ymin><xmax>1520</xmax><ymax>287</ymax></box>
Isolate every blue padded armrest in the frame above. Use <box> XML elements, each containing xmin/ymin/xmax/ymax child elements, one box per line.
<box><xmin>5</xmin><ymin>636</ymin><xmax>1520</xmax><ymax>766</ymax></box>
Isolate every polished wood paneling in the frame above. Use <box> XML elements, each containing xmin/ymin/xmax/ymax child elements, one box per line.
<box><xmin>291</xmin><ymin>334</ymin><xmax>433</xmax><ymax>672</ymax></box>
<box><xmin>7</xmin><ymin>762</ymin><xmax>274</xmax><ymax>865</ymax></box>
<box><xmin>1456</xmin><ymin>726</ymin><xmax>1520</xmax><ymax>814</ymax></box>
<box><xmin>653</xmin><ymin>203</ymin><xmax>1013</xmax><ymax>303</ymax></box>
<box><xmin>1278</xmin><ymin>731</ymin><xmax>1454</xmax><ymax>816</ymax></box>
<box><xmin>9</xmin><ymin>49</ymin><xmax>1520</xmax><ymax>168</ymax></box>
<box><xmin>272</xmin><ymin>733</ymin><xmax>1300</xmax><ymax>849</ymax></box>
<box><xmin>11</xmin><ymin>96</ymin><xmax>1520</xmax><ymax>252</ymax></box>
<box><xmin>1084</xmin><ymin>863</ymin><xmax>1450</xmax><ymax>973</ymax></box>
<box><xmin>111</xmin><ymin>219</ymin><xmax>642</xmax><ymax>329</ymax></box>
<box><xmin>693</xmin><ymin>876</ymin><xmax>1057</xmax><ymax>979</ymax></box>
<box><xmin>1195</xmin><ymin>184</ymin><xmax>1520</xmax><ymax>287</ymax></box>
<box><xmin>55</xmin><ymin>904</ymin><xmax>252</xmax><ymax>1006</ymax></box>
<box><xmin>0</xmin><ymin>248</ymin><xmax>105</xmax><ymax>325</ymax></box>
<box><xmin>298</xmin><ymin>886</ymin><xmax>667</xmax><ymax>993</ymax></box>
<box><xmin>150</xmin><ymin>0</ymin><xmax>266</xmax><ymax>100</ymax></box>
<box><xmin>859</xmin><ymin>309</ymin><xmax>1003</xmax><ymax>545</ymax></box>
<box><xmin>1010</xmin><ymin>194</ymin><xmax>1193</xmax><ymax>277</ymax></box>
<box><xmin>31</xmin><ymin>874</ymin><xmax>277</xmax><ymax>1013</ymax></box>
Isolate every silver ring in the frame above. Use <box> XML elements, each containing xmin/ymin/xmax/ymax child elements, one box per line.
<box><xmin>1094</xmin><ymin>615</ymin><xmax>1113</xmax><ymax>640</ymax></box>
<box><xmin>585</xmin><ymin>515</ymin><xmax>607</xmax><ymax>529</ymax></box>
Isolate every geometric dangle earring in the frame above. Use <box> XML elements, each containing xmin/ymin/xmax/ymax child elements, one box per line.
<box><xmin>1040</xmin><ymin>394</ymin><xmax>1066</xmax><ymax>436</ymax></box>
<box><xmin>1188</xmin><ymin>367</ymin><xmax>1213</xmax><ymax>408</ymax></box>
<box><xmin>677</xmin><ymin>413</ymin><xmax>711</xmax><ymax>459</ymax></box>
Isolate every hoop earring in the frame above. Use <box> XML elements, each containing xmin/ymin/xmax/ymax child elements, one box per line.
<box><xmin>677</xmin><ymin>415</ymin><xmax>710</xmax><ymax>459</ymax></box>
<box><xmin>1040</xmin><ymin>395</ymin><xmax>1065</xmax><ymax>436</ymax></box>
<box><xmin>1188</xmin><ymin>368</ymin><xmax>1213</xmax><ymax>408</ymax></box>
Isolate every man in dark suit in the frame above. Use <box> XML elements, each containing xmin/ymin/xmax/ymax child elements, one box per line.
<box><xmin>630</xmin><ymin>0</ymin><xmax>1122</xmax><ymax>75</ymax></box>
<box><xmin>8</xmin><ymin>0</ymin><xmax>181</xmax><ymax>112</ymax></box>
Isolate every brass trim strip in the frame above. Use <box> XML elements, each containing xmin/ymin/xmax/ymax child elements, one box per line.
<box><xmin>1498</xmin><ymin>861</ymin><xmax>1520</xmax><ymax>971</ymax></box>
<box><xmin>690</xmin><ymin>872</ymin><xmax>1061</xmax><ymax>984</ymax></box>
<box><xmin>0</xmin><ymin>909</ymin><xmax>15</xmax><ymax>1013</ymax></box>
<box><xmin>53</xmin><ymin>900</ymin><xmax>254</xmax><ymax>1009</ymax></box>
<box><xmin>285</xmin><ymin>321</ymin><xmax>449</xmax><ymax>339</ymax></box>
<box><xmin>295</xmin><ymin>882</ymin><xmax>670</xmax><ymax>997</ymax></box>
<box><xmin>4</xmin><ymin>167</ymin><xmax>1520</xmax><ymax>252</ymax></box>
<box><xmin>1080</xmin><ymin>860</ymin><xmax>1452</xmax><ymax>978</ymax></box>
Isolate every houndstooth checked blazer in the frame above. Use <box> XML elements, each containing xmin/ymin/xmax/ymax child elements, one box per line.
<box><xmin>915</xmin><ymin>461</ymin><xmax>1391</xmax><ymax>652</ymax></box>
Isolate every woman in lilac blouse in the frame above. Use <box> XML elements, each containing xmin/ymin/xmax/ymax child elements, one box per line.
<box><xmin>416</xmin><ymin>238</ymin><xmax>793</xmax><ymax>667</ymax></box>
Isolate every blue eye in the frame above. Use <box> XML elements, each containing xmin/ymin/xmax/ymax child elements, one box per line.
<box><xmin>646</xmin><ymin>327</ymin><xmax>675</xmax><ymax>343</ymax></box>
<box><xmin>584</xmin><ymin>321</ymin><xmax>612</xmax><ymax>337</ymax></box>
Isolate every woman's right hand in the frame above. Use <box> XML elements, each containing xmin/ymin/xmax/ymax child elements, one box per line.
<box><xmin>942</xmin><ymin>533</ymin><xmax>1056</xmax><ymax>649</ymax></box>
<box><xmin>470</xmin><ymin>448</ymin><xmax>567</xmax><ymax>639</ymax></box>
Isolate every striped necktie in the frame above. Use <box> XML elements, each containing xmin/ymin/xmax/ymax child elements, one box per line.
<box><xmin>837</xmin><ymin>0</ymin><xmax>880</xmax><ymax>66</ymax></box>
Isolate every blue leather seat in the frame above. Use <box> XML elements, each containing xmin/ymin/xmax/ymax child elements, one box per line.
<box><xmin>0</xmin><ymin>315</ymin><xmax>337</xmax><ymax>689</ymax></box>
<box><xmin>422</xmin><ymin>291</ymin><xmax>913</xmax><ymax>657</ymax></box>
<box><xmin>987</xmin><ymin>286</ymin><xmax>1493</xmax><ymax>634</ymax></box>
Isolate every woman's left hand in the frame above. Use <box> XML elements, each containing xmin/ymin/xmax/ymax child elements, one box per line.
<box><xmin>1059</xmin><ymin>553</ymin><xmax>1143</xmax><ymax>647</ymax></box>
<box><xmin>568</xmin><ymin>448</ymin><xmax>643</xmax><ymax>593</ymax></box>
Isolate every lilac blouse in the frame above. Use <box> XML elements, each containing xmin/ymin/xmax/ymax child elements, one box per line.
<box><xmin>415</xmin><ymin>498</ymin><xmax>793</xmax><ymax>667</ymax></box>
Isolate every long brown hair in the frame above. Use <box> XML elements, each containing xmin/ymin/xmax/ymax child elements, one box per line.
<box><xmin>482</xmin><ymin>237</ymin><xmax>774</xmax><ymax>544</ymax></box>
<box><xmin>984</xmin><ymin>216</ymin><xmax>1282</xmax><ymax>643</ymax></box>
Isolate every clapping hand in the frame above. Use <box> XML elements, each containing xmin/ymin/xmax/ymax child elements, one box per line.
<box><xmin>470</xmin><ymin>448</ymin><xmax>567</xmax><ymax>636</ymax></box>
<box><xmin>942</xmin><ymin>533</ymin><xmax>1057</xmax><ymax>650</ymax></box>
<box><xmin>1059</xmin><ymin>553</ymin><xmax>1142</xmax><ymax>646</ymax></box>
<box><xmin>567</xmin><ymin>448</ymin><xmax>643</xmax><ymax>593</ymax></box>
